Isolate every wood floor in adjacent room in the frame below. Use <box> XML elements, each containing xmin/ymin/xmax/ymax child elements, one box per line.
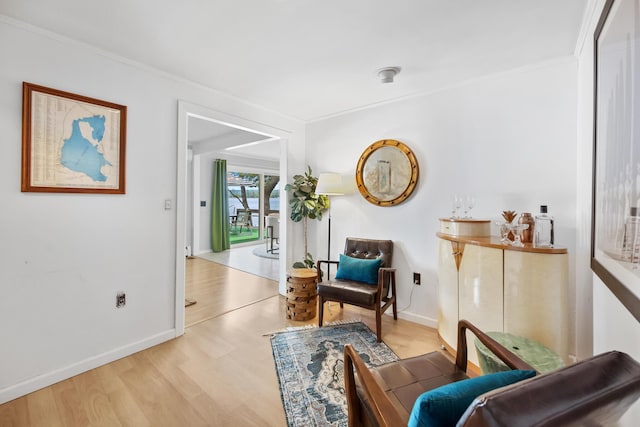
<box><xmin>0</xmin><ymin>258</ymin><xmax>440</xmax><ymax>427</ymax></box>
<box><xmin>185</xmin><ymin>256</ymin><xmax>281</xmax><ymax>327</ymax></box>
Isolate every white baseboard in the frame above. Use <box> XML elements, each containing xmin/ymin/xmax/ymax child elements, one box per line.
<box><xmin>0</xmin><ymin>329</ymin><xmax>176</xmax><ymax>404</ymax></box>
<box><xmin>395</xmin><ymin>311</ymin><xmax>438</xmax><ymax>329</ymax></box>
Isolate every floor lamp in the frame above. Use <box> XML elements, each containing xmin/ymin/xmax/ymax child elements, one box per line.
<box><xmin>315</xmin><ymin>173</ymin><xmax>344</xmax><ymax>278</ymax></box>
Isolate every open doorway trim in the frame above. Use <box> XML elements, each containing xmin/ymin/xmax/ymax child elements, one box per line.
<box><xmin>176</xmin><ymin>101</ymin><xmax>289</xmax><ymax>337</ymax></box>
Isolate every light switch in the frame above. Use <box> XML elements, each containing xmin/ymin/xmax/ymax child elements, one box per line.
<box><xmin>164</xmin><ymin>199</ymin><xmax>172</xmax><ymax>210</ymax></box>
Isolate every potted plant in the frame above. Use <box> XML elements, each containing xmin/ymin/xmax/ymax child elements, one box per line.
<box><xmin>284</xmin><ymin>166</ymin><xmax>329</xmax><ymax>269</ymax></box>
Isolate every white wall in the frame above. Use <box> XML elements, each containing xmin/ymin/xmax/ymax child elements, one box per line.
<box><xmin>198</xmin><ymin>157</ymin><xmax>214</xmax><ymax>253</ymax></box>
<box><xmin>307</xmin><ymin>59</ymin><xmax>579</xmax><ymax>342</ymax></box>
<box><xmin>0</xmin><ymin>17</ymin><xmax>304</xmax><ymax>403</ymax></box>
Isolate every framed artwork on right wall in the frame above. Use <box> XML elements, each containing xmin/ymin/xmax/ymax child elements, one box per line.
<box><xmin>591</xmin><ymin>0</ymin><xmax>640</xmax><ymax>321</ymax></box>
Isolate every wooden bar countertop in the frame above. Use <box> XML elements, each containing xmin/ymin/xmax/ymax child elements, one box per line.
<box><xmin>436</xmin><ymin>232</ymin><xmax>568</xmax><ymax>254</ymax></box>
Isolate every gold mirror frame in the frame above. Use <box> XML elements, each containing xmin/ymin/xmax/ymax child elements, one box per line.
<box><xmin>355</xmin><ymin>139</ymin><xmax>419</xmax><ymax>206</ymax></box>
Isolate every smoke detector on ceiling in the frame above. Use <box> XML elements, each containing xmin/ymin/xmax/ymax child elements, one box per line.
<box><xmin>377</xmin><ymin>66</ymin><xmax>401</xmax><ymax>83</ymax></box>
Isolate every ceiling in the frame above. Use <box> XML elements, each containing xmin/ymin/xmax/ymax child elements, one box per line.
<box><xmin>1</xmin><ymin>0</ymin><xmax>589</xmax><ymax>124</ymax></box>
<box><xmin>188</xmin><ymin>115</ymin><xmax>280</xmax><ymax>163</ymax></box>
<box><xmin>2</xmin><ymin>1</ymin><xmax>590</xmax><ymax>164</ymax></box>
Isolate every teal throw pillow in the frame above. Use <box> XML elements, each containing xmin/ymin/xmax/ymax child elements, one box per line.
<box><xmin>408</xmin><ymin>369</ymin><xmax>536</xmax><ymax>427</ymax></box>
<box><xmin>334</xmin><ymin>254</ymin><xmax>382</xmax><ymax>285</ymax></box>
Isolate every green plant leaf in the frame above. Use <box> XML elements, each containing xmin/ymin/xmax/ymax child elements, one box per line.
<box><xmin>285</xmin><ymin>166</ymin><xmax>330</xmax><ymax>265</ymax></box>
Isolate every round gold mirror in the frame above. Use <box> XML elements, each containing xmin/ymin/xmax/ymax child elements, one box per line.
<box><xmin>355</xmin><ymin>139</ymin><xmax>419</xmax><ymax>206</ymax></box>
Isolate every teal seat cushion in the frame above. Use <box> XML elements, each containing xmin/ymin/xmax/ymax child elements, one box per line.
<box><xmin>408</xmin><ymin>369</ymin><xmax>536</xmax><ymax>427</ymax></box>
<box><xmin>334</xmin><ymin>254</ymin><xmax>382</xmax><ymax>285</ymax></box>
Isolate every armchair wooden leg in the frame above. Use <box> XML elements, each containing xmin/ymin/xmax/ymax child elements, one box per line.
<box><xmin>318</xmin><ymin>296</ymin><xmax>325</xmax><ymax>327</ymax></box>
<box><xmin>375</xmin><ymin>309</ymin><xmax>382</xmax><ymax>343</ymax></box>
<box><xmin>391</xmin><ymin>275</ymin><xmax>398</xmax><ymax>320</ymax></box>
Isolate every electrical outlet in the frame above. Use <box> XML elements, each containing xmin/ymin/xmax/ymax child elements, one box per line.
<box><xmin>116</xmin><ymin>292</ymin><xmax>126</xmax><ymax>308</ymax></box>
<box><xmin>413</xmin><ymin>272</ymin><xmax>421</xmax><ymax>285</ymax></box>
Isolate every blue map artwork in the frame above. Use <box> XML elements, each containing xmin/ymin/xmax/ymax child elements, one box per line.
<box><xmin>60</xmin><ymin>115</ymin><xmax>111</xmax><ymax>182</ymax></box>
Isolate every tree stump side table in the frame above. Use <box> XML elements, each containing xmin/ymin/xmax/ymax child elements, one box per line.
<box><xmin>286</xmin><ymin>268</ymin><xmax>318</xmax><ymax>321</ymax></box>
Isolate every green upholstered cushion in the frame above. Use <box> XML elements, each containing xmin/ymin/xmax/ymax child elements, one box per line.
<box><xmin>408</xmin><ymin>369</ymin><xmax>536</xmax><ymax>427</ymax></box>
<box><xmin>334</xmin><ymin>254</ymin><xmax>382</xmax><ymax>285</ymax></box>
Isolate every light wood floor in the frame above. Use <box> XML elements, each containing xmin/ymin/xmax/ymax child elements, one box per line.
<box><xmin>0</xmin><ymin>258</ymin><xmax>441</xmax><ymax>426</ymax></box>
<box><xmin>185</xmin><ymin>257</ymin><xmax>280</xmax><ymax>327</ymax></box>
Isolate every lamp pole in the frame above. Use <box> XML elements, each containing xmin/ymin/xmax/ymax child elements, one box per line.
<box><xmin>327</xmin><ymin>206</ymin><xmax>333</xmax><ymax>277</ymax></box>
<box><xmin>327</xmin><ymin>212</ymin><xmax>332</xmax><ymax>261</ymax></box>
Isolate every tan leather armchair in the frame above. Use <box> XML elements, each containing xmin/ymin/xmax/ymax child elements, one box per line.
<box><xmin>344</xmin><ymin>319</ymin><xmax>640</xmax><ymax>427</ymax></box>
<box><xmin>317</xmin><ymin>238</ymin><xmax>397</xmax><ymax>342</ymax></box>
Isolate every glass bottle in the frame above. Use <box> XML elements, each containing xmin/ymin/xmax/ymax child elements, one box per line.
<box><xmin>622</xmin><ymin>207</ymin><xmax>640</xmax><ymax>265</ymax></box>
<box><xmin>534</xmin><ymin>205</ymin><xmax>554</xmax><ymax>248</ymax></box>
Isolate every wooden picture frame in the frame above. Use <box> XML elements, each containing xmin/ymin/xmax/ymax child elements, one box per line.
<box><xmin>21</xmin><ymin>82</ymin><xmax>127</xmax><ymax>194</ymax></box>
<box><xmin>591</xmin><ymin>0</ymin><xmax>640</xmax><ymax>321</ymax></box>
<box><xmin>355</xmin><ymin>139</ymin><xmax>419</xmax><ymax>206</ymax></box>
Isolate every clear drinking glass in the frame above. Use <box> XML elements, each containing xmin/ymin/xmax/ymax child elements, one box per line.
<box><xmin>507</xmin><ymin>223</ymin><xmax>529</xmax><ymax>247</ymax></box>
<box><xmin>496</xmin><ymin>222</ymin><xmax>510</xmax><ymax>244</ymax></box>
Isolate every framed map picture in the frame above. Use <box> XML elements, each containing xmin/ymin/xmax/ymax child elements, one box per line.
<box><xmin>21</xmin><ymin>82</ymin><xmax>127</xmax><ymax>194</ymax></box>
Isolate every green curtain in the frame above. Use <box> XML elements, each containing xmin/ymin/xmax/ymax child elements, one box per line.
<box><xmin>211</xmin><ymin>159</ymin><xmax>230</xmax><ymax>252</ymax></box>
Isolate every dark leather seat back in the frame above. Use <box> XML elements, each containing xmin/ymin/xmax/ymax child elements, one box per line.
<box><xmin>344</xmin><ymin>237</ymin><xmax>393</xmax><ymax>268</ymax></box>
<box><xmin>459</xmin><ymin>350</ymin><xmax>640</xmax><ymax>426</ymax></box>
<box><xmin>344</xmin><ymin>238</ymin><xmax>393</xmax><ymax>295</ymax></box>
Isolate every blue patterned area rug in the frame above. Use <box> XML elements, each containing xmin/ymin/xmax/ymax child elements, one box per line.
<box><xmin>270</xmin><ymin>321</ymin><xmax>399</xmax><ymax>427</ymax></box>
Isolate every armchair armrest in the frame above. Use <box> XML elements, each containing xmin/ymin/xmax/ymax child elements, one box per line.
<box><xmin>455</xmin><ymin>319</ymin><xmax>535</xmax><ymax>373</ymax></box>
<box><xmin>344</xmin><ymin>343</ymin><xmax>404</xmax><ymax>427</ymax></box>
<box><xmin>316</xmin><ymin>259</ymin><xmax>340</xmax><ymax>281</ymax></box>
<box><xmin>377</xmin><ymin>267</ymin><xmax>396</xmax><ymax>277</ymax></box>
<box><xmin>376</xmin><ymin>267</ymin><xmax>396</xmax><ymax>298</ymax></box>
<box><xmin>316</xmin><ymin>259</ymin><xmax>340</xmax><ymax>268</ymax></box>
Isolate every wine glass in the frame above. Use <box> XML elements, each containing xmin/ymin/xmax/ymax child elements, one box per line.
<box><xmin>464</xmin><ymin>195</ymin><xmax>475</xmax><ymax>218</ymax></box>
<box><xmin>451</xmin><ymin>194</ymin><xmax>462</xmax><ymax>218</ymax></box>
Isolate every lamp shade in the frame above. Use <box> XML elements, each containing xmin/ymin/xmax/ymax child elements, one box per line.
<box><xmin>316</xmin><ymin>173</ymin><xmax>344</xmax><ymax>195</ymax></box>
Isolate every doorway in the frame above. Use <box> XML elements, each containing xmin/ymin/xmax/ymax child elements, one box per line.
<box><xmin>175</xmin><ymin>101</ymin><xmax>289</xmax><ymax>336</ymax></box>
